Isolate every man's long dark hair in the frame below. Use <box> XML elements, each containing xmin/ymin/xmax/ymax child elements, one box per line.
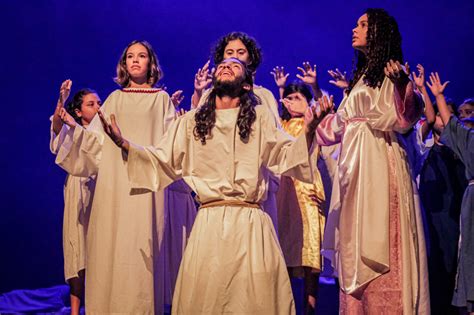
<box><xmin>193</xmin><ymin>60</ymin><xmax>260</xmax><ymax>144</ymax></box>
<box><xmin>347</xmin><ymin>9</ymin><xmax>403</xmax><ymax>93</ymax></box>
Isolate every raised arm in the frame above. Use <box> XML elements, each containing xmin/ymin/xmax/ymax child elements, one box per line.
<box><xmin>52</xmin><ymin>79</ymin><xmax>72</xmax><ymax>135</ymax></box>
<box><xmin>296</xmin><ymin>62</ymin><xmax>323</xmax><ymax>100</ymax></box>
<box><xmin>412</xmin><ymin>64</ymin><xmax>435</xmax><ymax>141</ymax></box>
<box><xmin>304</xmin><ymin>95</ymin><xmax>334</xmax><ymax>149</ymax></box>
<box><xmin>426</xmin><ymin>72</ymin><xmax>451</xmax><ymax>126</ymax></box>
<box><xmin>270</xmin><ymin>66</ymin><xmax>289</xmax><ymax>100</ymax></box>
<box><xmin>191</xmin><ymin>60</ymin><xmax>214</xmax><ymax>109</ymax></box>
<box><xmin>99</xmin><ymin>110</ymin><xmax>185</xmax><ymax>192</ymax></box>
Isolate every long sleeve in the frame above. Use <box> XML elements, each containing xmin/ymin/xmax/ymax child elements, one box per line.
<box><xmin>127</xmin><ymin>115</ymin><xmax>188</xmax><ymax>192</ymax></box>
<box><xmin>315</xmin><ymin>113</ymin><xmax>345</xmax><ymax>146</ymax></box>
<box><xmin>394</xmin><ymin>82</ymin><xmax>424</xmax><ymax>132</ymax></box>
<box><xmin>260</xmin><ymin>108</ymin><xmax>313</xmax><ymax>183</ymax></box>
<box><xmin>55</xmin><ymin>116</ymin><xmax>104</xmax><ymax>177</ymax></box>
<box><xmin>50</xmin><ymin>118</ymin><xmax>70</xmax><ymax>155</ymax></box>
<box><xmin>441</xmin><ymin>116</ymin><xmax>474</xmax><ymax>169</ymax></box>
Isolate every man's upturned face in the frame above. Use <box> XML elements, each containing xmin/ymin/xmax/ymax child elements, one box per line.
<box><xmin>212</xmin><ymin>58</ymin><xmax>249</xmax><ymax>98</ymax></box>
<box><xmin>215</xmin><ymin>58</ymin><xmax>245</xmax><ymax>83</ymax></box>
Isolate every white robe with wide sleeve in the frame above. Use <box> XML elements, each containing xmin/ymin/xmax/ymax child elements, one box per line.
<box><xmin>55</xmin><ymin>88</ymin><xmax>186</xmax><ymax>315</ymax></box>
<box><xmin>50</xmin><ymin>123</ymin><xmax>96</xmax><ymax>282</ymax></box>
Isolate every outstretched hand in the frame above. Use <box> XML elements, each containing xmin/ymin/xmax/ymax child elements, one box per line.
<box><xmin>412</xmin><ymin>64</ymin><xmax>425</xmax><ymax>91</ymax></box>
<box><xmin>305</xmin><ymin>95</ymin><xmax>334</xmax><ymax>134</ymax></box>
<box><xmin>58</xmin><ymin>107</ymin><xmax>77</xmax><ymax>128</ymax></box>
<box><xmin>194</xmin><ymin>60</ymin><xmax>214</xmax><ymax>92</ymax></box>
<box><xmin>270</xmin><ymin>66</ymin><xmax>289</xmax><ymax>88</ymax></box>
<box><xmin>59</xmin><ymin>79</ymin><xmax>72</xmax><ymax>106</ymax></box>
<box><xmin>384</xmin><ymin>60</ymin><xmax>410</xmax><ymax>86</ymax></box>
<box><xmin>328</xmin><ymin>68</ymin><xmax>348</xmax><ymax>89</ymax></box>
<box><xmin>53</xmin><ymin>79</ymin><xmax>73</xmax><ymax>134</ymax></box>
<box><xmin>296</xmin><ymin>62</ymin><xmax>318</xmax><ymax>87</ymax></box>
<box><xmin>426</xmin><ymin>72</ymin><xmax>449</xmax><ymax>97</ymax></box>
<box><xmin>98</xmin><ymin>110</ymin><xmax>128</xmax><ymax>150</ymax></box>
<box><xmin>175</xmin><ymin>108</ymin><xmax>186</xmax><ymax>118</ymax></box>
<box><xmin>171</xmin><ymin>90</ymin><xmax>185</xmax><ymax>108</ymax></box>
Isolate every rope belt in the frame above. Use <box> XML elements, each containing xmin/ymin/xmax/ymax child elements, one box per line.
<box><xmin>199</xmin><ymin>200</ymin><xmax>261</xmax><ymax>210</ymax></box>
<box><xmin>469</xmin><ymin>179</ymin><xmax>474</xmax><ymax>186</ymax></box>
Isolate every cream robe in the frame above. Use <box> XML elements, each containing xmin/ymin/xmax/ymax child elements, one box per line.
<box><xmin>197</xmin><ymin>85</ymin><xmax>282</xmax><ymax>230</ymax></box>
<box><xmin>316</xmin><ymin>77</ymin><xmax>430</xmax><ymax>314</ymax></box>
<box><xmin>54</xmin><ymin>89</ymin><xmax>176</xmax><ymax>315</ymax></box>
<box><xmin>126</xmin><ymin>105</ymin><xmax>314</xmax><ymax>314</ymax></box>
<box><xmin>50</xmin><ymin>124</ymin><xmax>96</xmax><ymax>281</ymax></box>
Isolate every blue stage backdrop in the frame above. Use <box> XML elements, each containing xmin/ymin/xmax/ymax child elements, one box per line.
<box><xmin>1</xmin><ymin>0</ymin><xmax>473</xmax><ymax>293</ymax></box>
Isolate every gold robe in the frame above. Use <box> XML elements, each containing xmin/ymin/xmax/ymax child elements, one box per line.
<box><xmin>277</xmin><ymin>117</ymin><xmax>326</xmax><ymax>271</ymax></box>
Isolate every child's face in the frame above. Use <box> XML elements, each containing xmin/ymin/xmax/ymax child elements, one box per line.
<box><xmin>75</xmin><ymin>93</ymin><xmax>101</xmax><ymax>125</ymax></box>
<box><xmin>284</xmin><ymin>92</ymin><xmax>309</xmax><ymax>117</ymax></box>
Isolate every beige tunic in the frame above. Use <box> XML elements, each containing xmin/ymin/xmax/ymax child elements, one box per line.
<box><xmin>316</xmin><ymin>77</ymin><xmax>430</xmax><ymax>314</ymax></box>
<box><xmin>54</xmin><ymin>89</ymin><xmax>176</xmax><ymax>315</ymax></box>
<box><xmin>127</xmin><ymin>105</ymin><xmax>314</xmax><ymax>314</ymax></box>
<box><xmin>198</xmin><ymin>85</ymin><xmax>282</xmax><ymax>230</ymax></box>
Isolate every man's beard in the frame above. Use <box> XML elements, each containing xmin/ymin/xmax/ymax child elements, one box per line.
<box><xmin>213</xmin><ymin>75</ymin><xmax>246</xmax><ymax>98</ymax></box>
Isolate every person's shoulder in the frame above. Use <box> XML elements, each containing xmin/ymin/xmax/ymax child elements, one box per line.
<box><xmin>253</xmin><ymin>85</ymin><xmax>274</xmax><ymax>98</ymax></box>
<box><xmin>175</xmin><ymin>109</ymin><xmax>197</xmax><ymax>125</ymax></box>
<box><xmin>255</xmin><ymin>102</ymin><xmax>274</xmax><ymax>119</ymax></box>
<box><xmin>106</xmin><ymin>89</ymin><xmax>122</xmax><ymax>98</ymax></box>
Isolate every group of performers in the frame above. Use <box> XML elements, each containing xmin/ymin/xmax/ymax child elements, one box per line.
<box><xmin>49</xmin><ymin>7</ymin><xmax>474</xmax><ymax>315</ymax></box>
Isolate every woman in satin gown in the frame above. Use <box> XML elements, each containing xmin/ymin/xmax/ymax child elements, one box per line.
<box><xmin>316</xmin><ymin>9</ymin><xmax>430</xmax><ymax>314</ymax></box>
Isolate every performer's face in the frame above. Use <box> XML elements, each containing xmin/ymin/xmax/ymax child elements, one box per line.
<box><xmin>215</xmin><ymin>58</ymin><xmax>245</xmax><ymax>83</ymax></box>
<box><xmin>458</xmin><ymin>103</ymin><xmax>474</xmax><ymax>127</ymax></box>
<box><xmin>125</xmin><ymin>43</ymin><xmax>150</xmax><ymax>82</ymax></box>
<box><xmin>283</xmin><ymin>92</ymin><xmax>309</xmax><ymax>117</ymax></box>
<box><xmin>223</xmin><ymin>39</ymin><xmax>251</xmax><ymax>64</ymax></box>
<box><xmin>352</xmin><ymin>13</ymin><xmax>368</xmax><ymax>52</ymax></box>
<box><xmin>75</xmin><ymin>93</ymin><xmax>101</xmax><ymax>125</ymax></box>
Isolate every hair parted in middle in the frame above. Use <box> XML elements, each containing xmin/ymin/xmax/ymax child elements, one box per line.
<box><xmin>347</xmin><ymin>8</ymin><xmax>403</xmax><ymax>93</ymax></box>
<box><xmin>193</xmin><ymin>58</ymin><xmax>260</xmax><ymax>145</ymax></box>
<box><xmin>114</xmin><ymin>40</ymin><xmax>163</xmax><ymax>88</ymax></box>
<box><xmin>212</xmin><ymin>32</ymin><xmax>262</xmax><ymax>73</ymax></box>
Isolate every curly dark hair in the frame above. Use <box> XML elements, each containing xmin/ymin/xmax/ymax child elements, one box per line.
<box><xmin>212</xmin><ymin>32</ymin><xmax>262</xmax><ymax>73</ymax></box>
<box><xmin>347</xmin><ymin>9</ymin><xmax>403</xmax><ymax>93</ymax></box>
<box><xmin>194</xmin><ymin>59</ymin><xmax>260</xmax><ymax>144</ymax></box>
<box><xmin>281</xmin><ymin>83</ymin><xmax>313</xmax><ymax>121</ymax></box>
<box><xmin>66</xmin><ymin>88</ymin><xmax>98</xmax><ymax>125</ymax></box>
